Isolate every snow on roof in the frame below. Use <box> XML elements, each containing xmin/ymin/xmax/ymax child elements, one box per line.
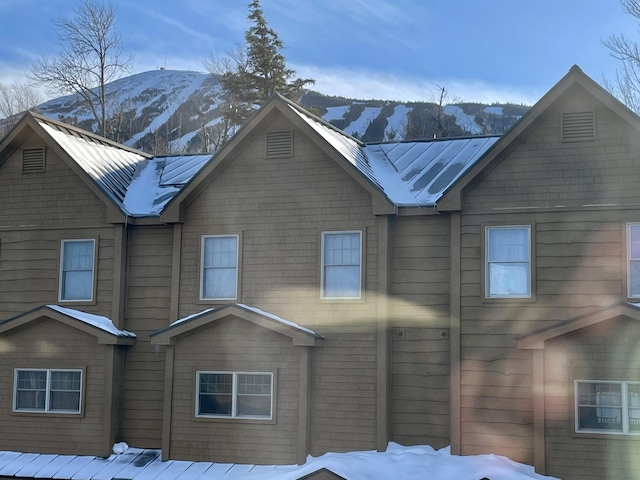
<box><xmin>35</xmin><ymin>116</ymin><xmax>148</xmax><ymax>208</ymax></box>
<box><xmin>46</xmin><ymin>305</ymin><xmax>136</xmax><ymax>338</ymax></box>
<box><xmin>284</xmin><ymin>97</ymin><xmax>499</xmax><ymax>207</ymax></box>
<box><xmin>363</xmin><ymin>136</ymin><xmax>500</xmax><ymax>206</ymax></box>
<box><xmin>0</xmin><ymin>443</ymin><xmax>559</xmax><ymax>480</ymax></box>
<box><xmin>35</xmin><ymin>97</ymin><xmax>499</xmax><ymax>215</ymax></box>
<box><xmin>122</xmin><ymin>154</ymin><xmax>212</xmax><ymax>216</ymax></box>
<box><xmin>162</xmin><ymin>304</ymin><xmax>321</xmax><ymax>339</ymax></box>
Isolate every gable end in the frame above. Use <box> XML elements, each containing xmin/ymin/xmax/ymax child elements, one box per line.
<box><xmin>266</xmin><ymin>130</ymin><xmax>294</xmax><ymax>158</ymax></box>
<box><xmin>21</xmin><ymin>147</ymin><xmax>46</xmax><ymax>174</ymax></box>
<box><xmin>561</xmin><ymin>111</ymin><xmax>596</xmax><ymax>142</ymax></box>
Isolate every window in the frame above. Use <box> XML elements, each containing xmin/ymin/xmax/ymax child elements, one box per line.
<box><xmin>575</xmin><ymin>380</ymin><xmax>640</xmax><ymax>434</ymax></box>
<box><xmin>59</xmin><ymin>239</ymin><xmax>95</xmax><ymax>301</ymax></box>
<box><xmin>485</xmin><ymin>226</ymin><xmax>531</xmax><ymax>298</ymax></box>
<box><xmin>201</xmin><ymin>235</ymin><xmax>239</xmax><ymax>300</ymax></box>
<box><xmin>628</xmin><ymin>223</ymin><xmax>640</xmax><ymax>298</ymax></box>
<box><xmin>14</xmin><ymin>369</ymin><xmax>82</xmax><ymax>414</ymax></box>
<box><xmin>321</xmin><ymin>231</ymin><xmax>362</xmax><ymax>299</ymax></box>
<box><xmin>196</xmin><ymin>372</ymin><xmax>273</xmax><ymax>419</ymax></box>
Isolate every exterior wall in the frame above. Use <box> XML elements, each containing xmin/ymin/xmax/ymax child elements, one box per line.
<box><xmin>121</xmin><ymin>225</ymin><xmax>174</xmax><ymax>448</ymax></box>
<box><xmin>457</xmin><ymin>85</ymin><xmax>640</xmax><ymax>464</ymax></box>
<box><xmin>0</xmin><ymin>319</ymin><xmax>112</xmax><ymax>456</ymax></box>
<box><xmin>544</xmin><ymin>317</ymin><xmax>640</xmax><ymax>480</ymax></box>
<box><xmin>0</xmin><ymin>131</ymin><xmax>115</xmax><ymax>321</ymax></box>
<box><xmin>0</xmin><ymin>226</ymin><xmax>116</xmax><ymax>321</ymax></box>
<box><xmin>169</xmin><ymin>319</ymin><xmax>301</xmax><ymax>465</ymax></box>
<box><xmin>389</xmin><ymin>215</ymin><xmax>451</xmax><ymax>447</ymax></box>
<box><xmin>0</xmin><ymin>131</ymin><xmax>107</xmax><ymax>226</ymax></box>
<box><xmin>177</xmin><ymin>114</ymin><xmax>380</xmax><ymax>455</ymax></box>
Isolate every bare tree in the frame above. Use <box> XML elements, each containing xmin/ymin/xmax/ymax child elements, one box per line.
<box><xmin>29</xmin><ymin>0</ymin><xmax>132</xmax><ymax>137</ymax></box>
<box><xmin>604</xmin><ymin>0</ymin><xmax>640</xmax><ymax>113</ymax></box>
<box><xmin>0</xmin><ymin>82</ymin><xmax>42</xmax><ymax>137</ymax></box>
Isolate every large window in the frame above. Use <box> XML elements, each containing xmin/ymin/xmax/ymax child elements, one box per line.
<box><xmin>628</xmin><ymin>223</ymin><xmax>640</xmax><ymax>298</ymax></box>
<box><xmin>59</xmin><ymin>239</ymin><xmax>95</xmax><ymax>302</ymax></box>
<box><xmin>13</xmin><ymin>369</ymin><xmax>82</xmax><ymax>414</ymax></box>
<box><xmin>321</xmin><ymin>231</ymin><xmax>362</xmax><ymax>299</ymax></box>
<box><xmin>575</xmin><ymin>380</ymin><xmax>640</xmax><ymax>434</ymax></box>
<box><xmin>485</xmin><ymin>226</ymin><xmax>531</xmax><ymax>298</ymax></box>
<box><xmin>196</xmin><ymin>371</ymin><xmax>273</xmax><ymax>419</ymax></box>
<box><xmin>201</xmin><ymin>235</ymin><xmax>239</xmax><ymax>300</ymax></box>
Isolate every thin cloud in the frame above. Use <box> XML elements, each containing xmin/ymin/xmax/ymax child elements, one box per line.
<box><xmin>293</xmin><ymin>64</ymin><xmax>541</xmax><ymax>105</ymax></box>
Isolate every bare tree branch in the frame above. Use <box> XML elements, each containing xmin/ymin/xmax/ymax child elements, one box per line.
<box><xmin>28</xmin><ymin>0</ymin><xmax>132</xmax><ymax>137</ymax></box>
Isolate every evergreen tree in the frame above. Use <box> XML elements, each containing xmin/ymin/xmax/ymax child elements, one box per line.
<box><xmin>213</xmin><ymin>0</ymin><xmax>314</xmax><ymax>141</ymax></box>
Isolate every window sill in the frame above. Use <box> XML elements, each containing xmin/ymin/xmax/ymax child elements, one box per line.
<box><xmin>11</xmin><ymin>410</ymin><xmax>83</xmax><ymax>418</ymax></box>
<box><xmin>193</xmin><ymin>415</ymin><xmax>276</xmax><ymax>425</ymax></box>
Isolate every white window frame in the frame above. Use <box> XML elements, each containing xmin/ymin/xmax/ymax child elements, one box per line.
<box><xmin>627</xmin><ymin>223</ymin><xmax>640</xmax><ymax>298</ymax></box>
<box><xmin>321</xmin><ymin>230</ymin><xmax>362</xmax><ymax>299</ymax></box>
<box><xmin>196</xmin><ymin>371</ymin><xmax>273</xmax><ymax>420</ymax></box>
<box><xmin>200</xmin><ymin>235</ymin><xmax>239</xmax><ymax>301</ymax></box>
<box><xmin>59</xmin><ymin>239</ymin><xmax>96</xmax><ymax>302</ymax></box>
<box><xmin>575</xmin><ymin>380</ymin><xmax>640</xmax><ymax>435</ymax></box>
<box><xmin>485</xmin><ymin>225</ymin><xmax>531</xmax><ymax>298</ymax></box>
<box><xmin>13</xmin><ymin>368</ymin><xmax>82</xmax><ymax>414</ymax></box>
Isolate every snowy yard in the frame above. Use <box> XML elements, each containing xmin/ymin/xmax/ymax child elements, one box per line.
<box><xmin>0</xmin><ymin>443</ymin><xmax>560</xmax><ymax>480</ymax></box>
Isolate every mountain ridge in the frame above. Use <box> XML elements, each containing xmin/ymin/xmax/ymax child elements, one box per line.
<box><xmin>31</xmin><ymin>69</ymin><xmax>529</xmax><ymax>154</ymax></box>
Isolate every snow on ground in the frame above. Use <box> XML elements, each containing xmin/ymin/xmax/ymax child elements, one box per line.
<box><xmin>444</xmin><ymin>105</ymin><xmax>482</xmax><ymax>135</ymax></box>
<box><xmin>384</xmin><ymin>104</ymin><xmax>411</xmax><ymax>138</ymax></box>
<box><xmin>0</xmin><ymin>443</ymin><xmax>561</xmax><ymax>480</ymax></box>
<box><xmin>343</xmin><ymin>106</ymin><xmax>383</xmax><ymax>137</ymax></box>
<box><xmin>323</xmin><ymin>105</ymin><xmax>351</xmax><ymax>121</ymax></box>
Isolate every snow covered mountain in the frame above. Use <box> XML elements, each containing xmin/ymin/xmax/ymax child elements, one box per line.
<box><xmin>34</xmin><ymin>69</ymin><xmax>528</xmax><ymax>154</ymax></box>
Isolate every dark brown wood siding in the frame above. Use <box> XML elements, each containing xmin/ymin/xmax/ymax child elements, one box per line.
<box><xmin>456</xmin><ymin>84</ymin><xmax>640</xmax><ymax>464</ymax></box>
<box><xmin>121</xmin><ymin>225</ymin><xmax>174</xmax><ymax>447</ymax></box>
<box><xmin>389</xmin><ymin>215</ymin><xmax>451</xmax><ymax>447</ymax></box>
<box><xmin>0</xmin><ymin>320</ymin><xmax>111</xmax><ymax>456</ymax></box>
<box><xmin>169</xmin><ymin>318</ymin><xmax>300</xmax><ymax>465</ymax></box>
<box><xmin>178</xmin><ymin>114</ymin><xmax>380</xmax><ymax>455</ymax></box>
<box><xmin>544</xmin><ymin>317</ymin><xmax>640</xmax><ymax>480</ymax></box>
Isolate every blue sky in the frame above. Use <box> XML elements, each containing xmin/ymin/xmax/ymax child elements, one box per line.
<box><xmin>0</xmin><ymin>0</ymin><xmax>637</xmax><ymax>105</ymax></box>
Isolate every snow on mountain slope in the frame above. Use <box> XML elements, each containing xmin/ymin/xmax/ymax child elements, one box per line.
<box><xmin>32</xmin><ymin>69</ymin><xmax>527</xmax><ymax>153</ymax></box>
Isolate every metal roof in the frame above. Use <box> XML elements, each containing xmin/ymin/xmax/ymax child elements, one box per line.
<box><xmin>35</xmin><ymin>117</ymin><xmax>148</xmax><ymax>209</ymax></box>
<box><xmin>363</xmin><ymin>136</ymin><xmax>500</xmax><ymax>206</ymax></box>
<box><xmin>283</xmin><ymin>97</ymin><xmax>499</xmax><ymax>207</ymax></box>
<box><xmin>32</xmin><ymin>101</ymin><xmax>500</xmax><ymax>216</ymax></box>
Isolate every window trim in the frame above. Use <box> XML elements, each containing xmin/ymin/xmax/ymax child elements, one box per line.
<box><xmin>574</xmin><ymin>380</ymin><xmax>640</xmax><ymax>436</ymax></box>
<box><xmin>320</xmin><ymin>230</ymin><xmax>363</xmax><ymax>300</ymax></box>
<box><xmin>199</xmin><ymin>234</ymin><xmax>240</xmax><ymax>301</ymax></box>
<box><xmin>627</xmin><ymin>223</ymin><xmax>640</xmax><ymax>299</ymax></box>
<box><xmin>13</xmin><ymin>368</ymin><xmax>83</xmax><ymax>415</ymax></box>
<box><xmin>483</xmin><ymin>224</ymin><xmax>534</xmax><ymax>300</ymax></box>
<box><xmin>195</xmin><ymin>371</ymin><xmax>274</xmax><ymax>420</ymax></box>
<box><xmin>58</xmin><ymin>238</ymin><xmax>97</xmax><ymax>303</ymax></box>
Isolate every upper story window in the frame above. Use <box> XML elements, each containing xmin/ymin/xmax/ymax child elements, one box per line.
<box><xmin>196</xmin><ymin>371</ymin><xmax>273</xmax><ymax>419</ymax></box>
<box><xmin>485</xmin><ymin>226</ymin><xmax>531</xmax><ymax>298</ymax></box>
<box><xmin>14</xmin><ymin>369</ymin><xmax>82</xmax><ymax>414</ymax></box>
<box><xmin>627</xmin><ymin>223</ymin><xmax>640</xmax><ymax>298</ymax></box>
<box><xmin>59</xmin><ymin>239</ymin><xmax>95</xmax><ymax>302</ymax></box>
<box><xmin>201</xmin><ymin>235</ymin><xmax>239</xmax><ymax>300</ymax></box>
<box><xmin>321</xmin><ymin>231</ymin><xmax>362</xmax><ymax>299</ymax></box>
<box><xmin>575</xmin><ymin>380</ymin><xmax>640</xmax><ymax>435</ymax></box>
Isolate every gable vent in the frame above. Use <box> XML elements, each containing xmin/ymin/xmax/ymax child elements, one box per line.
<box><xmin>21</xmin><ymin>148</ymin><xmax>46</xmax><ymax>174</ymax></box>
<box><xmin>266</xmin><ymin>131</ymin><xmax>293</xmax><ymax>158</ymax></box>
<box><xmin>561</xmin><ymin>111</ymin><xmax>595</xmax><ymax>142</ymax></box>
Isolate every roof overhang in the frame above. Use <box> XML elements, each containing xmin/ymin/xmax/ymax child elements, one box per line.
<box><xmin>0</xmin><ymin>305</ymin><xmax>136</xmax><ymax>345</ymax></box>
<box><xmin>149</xmin><ymin>303</ymin><xmax>323</xmax><ymax>347</ymax></box>
<box><xmin>516</xmin><ymin>302</ymin><xmax>640</xmax><ymax>350</ymax></box>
